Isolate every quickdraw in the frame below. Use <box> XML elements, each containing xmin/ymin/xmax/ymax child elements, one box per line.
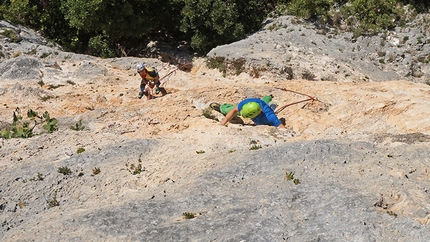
<box><xmin>274</xmin><ymin>87</ymin><xmax>319</xmax><ymax>114</ymax></box>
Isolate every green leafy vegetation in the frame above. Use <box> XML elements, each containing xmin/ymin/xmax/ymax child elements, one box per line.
<box><xmin>40</xmin><ymin>52</ymin><xmax>50</xmax><ymax>58</ymax></box>
<box><xmin>29</xmin><ymin>173</ymin><xmax>44</xmax><ymax>181</ymax></box>
<box><xmin>126</xmin><ymin>158</ymin><xmax>144</xmax><ymax>175</ymax></box>
<box><xmin>206</xmin><ymin>57</ymin><xmax>228</xmax><ymax>77</ymax></box>
<box><xmin>70</xmin><ymin>120</ymin><xmax>85</xmax><ymax>131</ymax></box>
<box><xmin>45</xmin><ymin>192</ymin><xmax>60</xmax><ymax>208</ymax></box>
<box><xmin>286</xmin><ymin>171</ymin><xmax>300</xmax><ymax>184</ymax></box>
<box><xmin>76</xmin><ymin>147</ymin><xmax>85</xmax><ymax>154</ymax></box>
<box><xmin>286</xmin><ymin>171</ymin><xmax>295</xmax><ymax>181</ymax></box>
<box><xmin>92</xmin><ymin>167</ymin><xmax>101</xmax><ymax>175</ymax></box>
<box><xmin>250</xmin><ymin>144</ymin><xmax>262</xmax><ymax>150</ymax></box>
<box><xmin>0</xmin><ymin>108</ymin><xmax>58</xmax><ymax>139</ymax></box>
<box><xmin>58</xmin><ymin>166</ymin><xmax>72</xmax><ymax>175</ymax></box>
<box><xmin>283</xmin><ymin>0</ymin><xmax>333</xmax><ymax>22</ymax></box>
<box><xmin>182</xmin><ymin>212</ymin><xmax>196</xmax><ymax>219</ymax></box>
<box><xmin>47</xmin><ymin>84</ymin><xmax>64</xmax><ymax>90</ymax></box>
<box><xmin>0</xmin><ymin>29</ymin><xmax>20</xmax><ymax>43</ymax></box>
<box><xmin>0</xmin><ymin>1</ymin><xmax>429</xmax><ymax>56</ymax></box>
<box><xmin>387</xmin><ymin>210</ymin><xmax>398</xmax><ymax>218</ymax></box>
<box><xmin>249</xmin><ymin>140</ymin><xmax>262</xmax><ymax>150</ymax></box>
<box><xmin>41</xmin><ymin>95</ymin><xmax>54</xmax><ymax>102</ymax></box>
<box><xmin>181</xmin><ymin>0</ymin><xmax>272</xmax><ymax>53</ymax></box>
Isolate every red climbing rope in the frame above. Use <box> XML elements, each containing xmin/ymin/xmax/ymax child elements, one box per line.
<box><xmin>274</xmin><ymin>87</ymin><xmax>319</xmax><ymax>114</ymax></box>
<box><xmin>160</xmin><ymin>68</ymin><xmax>177</xmax><ymax>81</ymax></box>
<box><xmin>159</xmin><ymin>62</ymin><xmax>192</xmax><ymax>85</ymax></box>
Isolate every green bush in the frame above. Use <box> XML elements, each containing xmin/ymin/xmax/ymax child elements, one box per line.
<box><xmin>88</xmin><ymin>35</ymin><xmax>116</xmax><ymax>58</ymax></box>
<box><xmin>58</xmin><ymin>166</ymin><xmax>72</xmax><ymax>175</ymax></box>
<box><xmin>340</xmin><ymin>0</ymin><xmax>405</xmax><ymax>36</ymax></box>
<box><xmin>180</xmin><ymin>0</ymin><xmax>273</xmax><ymax>53</ymax></box>
<box><xmin>285</xmin><ymin>0</ymin><xmax>334</xmax><ymax>21</ymax></box>
<box><xmin>0</xmin><ymin>29</ymin><xmax>20</xmax><ymax>43</ymax></box>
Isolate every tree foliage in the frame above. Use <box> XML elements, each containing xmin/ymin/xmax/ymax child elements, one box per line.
<box><xmin>285</xmin><ymin>0</ymin><xmax>335</xmax><ymax>20</ymax></box>
<box><xmin>340</xmin><ymin>0</ymin><xmax>405</xmax><ymax>36</ymax></box>
<box><xmin>180</xmin><ymin>0</ymin><xmax>272</xmax><ymax>53</ymax></box>
<box><xmin>0</xmin><ymin>0</ymin><xmax>429</xmax><ymax>56</ymax></box>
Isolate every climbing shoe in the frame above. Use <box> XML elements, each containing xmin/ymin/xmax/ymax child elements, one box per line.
<box><xmin>138</xmin><ymin>92</ymin><xmax>143</xmax><ymax>99</ymax></box>
<box><xmin>155</xmin><ymin>88</ymin><xmax>160</xmax><ymax>94</ymax></box>
<box><xmin>210</xmin><ymin>102</ymin><xmax>221</xmax><ymax>112</ymax></box>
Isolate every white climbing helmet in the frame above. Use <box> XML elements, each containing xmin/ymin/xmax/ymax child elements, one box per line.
<box><xmin>136</xmin><ymin>63</ymin><xmax>145</xmax><ymax>72</ymax></box>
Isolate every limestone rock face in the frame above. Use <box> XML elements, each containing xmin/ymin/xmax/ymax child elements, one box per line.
<box><xmin>208</xmin><ymin>16</ymin><xmax>430</xmax><ymax>84</ymax></box>
<box><xmin>1</xmin><ymin>18</ymin><xmax>430</xmax><ymax>241</ymax></box>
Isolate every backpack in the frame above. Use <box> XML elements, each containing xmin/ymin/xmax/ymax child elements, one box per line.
<box><xmin>146</xmin><ymin>67</ymin><xmax>158</xmax><ymax>78</ymax></box>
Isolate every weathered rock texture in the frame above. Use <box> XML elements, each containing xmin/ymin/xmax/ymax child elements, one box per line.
<box><xmin>208</xmin><ymin>15</ymin><xmax>430</xmax><ymax>84</ymax></box>
<box><xmin>1</xmin><ymin>17</ymin><xmax>430</xmax><ymax>242</ymax></box>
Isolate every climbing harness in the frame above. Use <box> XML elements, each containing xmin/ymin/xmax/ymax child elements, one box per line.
<box><xmin>144</xmin><ymin>80</ymin><xmax>157</xmax><ymax>100</ymax></box>
<box><xmin>274</xmin><ymin>87</ymin><xmax>319</xmax><ymax>114</ymax></box>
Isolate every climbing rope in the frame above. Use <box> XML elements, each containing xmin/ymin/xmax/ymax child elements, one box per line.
<box><xmin>159</xmin><ymin>62</ymin><xmax>192</xmax><ymax>86</ymax></box>
<box><xmin>274</xmin><ymin>87</ymin><xmax>319</xmax><ymax>114</ymax></box>
<box><xmin>159</xmin><ymin>67</ymin><xmax>178</xmax><ymax>84</ymax></box>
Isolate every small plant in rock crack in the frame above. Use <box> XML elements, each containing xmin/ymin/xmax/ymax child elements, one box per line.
<box><xmin>387</xmin><ymin>211</ymin><xmax>398</xmax><ymax>218</ymax></box>
<box><xmin>40</xmin><ymin>52</ymin><xmax>50</xmax><ymax>58</ymax></box>
<box><xmin>293</xmin><ymin>178</ymin><xmax>300</xmax><ymax>185</ymax></box>
<box><xmin>249</xmin><ymin>140</ymin><xmax>262</xmax><ymax>150</ymax></box>
<box><xmin>41</xmin><ymin>95</ymin><xmax>54</xmax><ymax>102</ymax></box>
<box><xmin>18</xmin><ymin>201</ymin><xmax>27</xmax><ymax>209</ymax></box>
<box><xmin>70</xmin><ymin>120</ymin><xmax>85</xmax><ymax>131</ymax></box>
<box><xmin>196</xmin><ymin>150</ymin><xmax>205</xmax><ymax>154</ymax></box>
<box><xmin>77</xmin><ymin>147</ymin><xmax>85</xmax><ymax>154</ymax></box>
<box><xmin>250</xmin><ymin>144</ymin><xmax>262</xmax><ymax>150</ymax></box>
<box><xmin>182</xmin><ymin>212</ymin><xmax>196</xmax><ymax>219</ymax></box>
<box><xmin>92</xmin><ymin>167</ymin><xmax>101</xmax><ymax>175</ymax></box>
<box><xmin>126</xmin><ymin>158</ymin><xmax>145</xmax><ymax>175</ymax></box>
<box><xmin>29</xmin><ymin>172</ymin><xmax>44</xmax><ymax>181</ymax></box>
<box><xmin>58</xmin><ymin>166</ymin><xmax>72</xmax><ymax>175</ymax></box>
<box><xmin>45</xmin><ymin>192</ymin><xmax>60</xmax><ymax>208</ymax></box>
<box><xmin>0</xmin><ymin>29</ymin><xmax>20</xmax><ymax>43</ymax></box>
<box><xmin>47</xmin><ymin>84</ymin><xmax>64</xmax><ymax>90</ymax></box>
<box><xmin>286</xmin><ymin>172</ymin><xmax>294</xmax><ymax>181</ymax></box>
